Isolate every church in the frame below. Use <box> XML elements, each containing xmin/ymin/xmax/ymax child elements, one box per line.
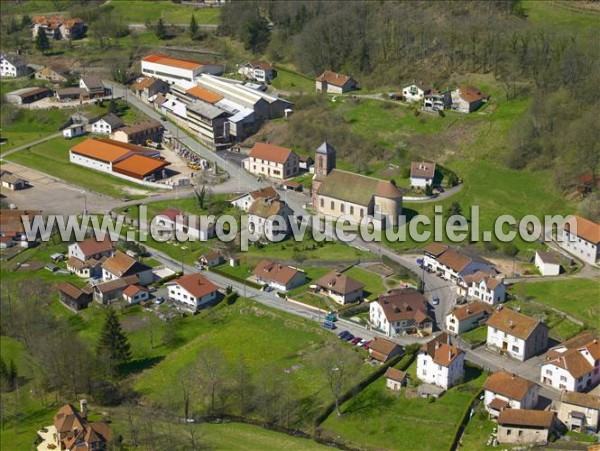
<box><xmin>311</xmin><ymin>142</ymin><xmax>403</xmax><ymax>230</ymax></box>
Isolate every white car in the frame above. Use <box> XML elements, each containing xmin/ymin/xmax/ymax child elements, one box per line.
<box><xmin>432</xmin><ymin>297</ymin><xmax>440</xmax><ymax>305</ymax></box>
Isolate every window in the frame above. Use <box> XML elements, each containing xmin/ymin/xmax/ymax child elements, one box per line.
<box><xmin>518</xmin><ymin>430</ymin><xmax>523</xmax><ymax>437</ymax></box>
<box><xmin>320</xmin><ymin>198</ymin><xmax>324</xmax><ymax>208</ymax></box>
<box><xmin>341</xmin><ymin>203</ymin><xmax>345</xmax><ymax>213</ymax></box>
<box><xmin>545</xmin><ymin>369</ymin><xmax>552</xmax><ymax>376</ymax></box>
<box><xmin>512</xmin><ymin>345</ymin><xmax>519</xmax><ymax>353</ymax></box>
<box><xmin>506</xmin><ymin>429</ymin><xmax>512</xmax><ymax>436</ymax></box>
<box><xmin>560</xmin><ymin>376</ymin><xmax>567</xmax><ymax>382</ymax></box>
<box><xmin>330</xmin><ymin>201</ymin><xmax>334</xmax><ymax>210</ymax></box>
<box><xmin>350</xmin><ymin>206</ymin><xmax>354</xmax><ymax>215</ymax></box>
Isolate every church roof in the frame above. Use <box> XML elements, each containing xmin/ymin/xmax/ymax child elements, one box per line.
<box><xmin>316</xmin><ymin>141</ymin><xmax>336</xmax><ymax>155</ymax></box>
<box><xmin>316</xmin><ymin>169</ymin><xmax>403</xmax><ymax>206</ymax></box>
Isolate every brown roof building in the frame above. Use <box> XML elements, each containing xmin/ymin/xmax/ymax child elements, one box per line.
<box><xmin>483</xmin><ymin>371</ymin><xmax>539</xmax><ymax>414</ymax></box>
<box><xmin>370</xmin><ymin>288</ymin><xmax>433</xmax><ymax>337</ymax></box>
<box><xmin>497</xmin><ymin>409</ymin><xmax>555</xmax><ymax>445</ymax></box>
<box><xmin>252</xmin><ymin>260</ymin><xmax>306</xmax><ymax>292</ymax></box>
<box><xmin>49</xmin><ymin>402</ymin><xmax>111</xmax><ymax>451</ymax></box>
<box><xmin>315</xmin><ymin>270</ymin><xmax>364</xmax><ymax>305</ymax></box>
<box><xmin>315</xmin><ymin>70</ymin><xmax>358</xmax><ymax>93</ymax></box>
<box><xmin>368</xmin><ymin>337</ymin><xmax>403</xmax><ymax>363</ymax></box>
<box><xmin>410</xmin><ymin>162</ymin><xmax>436</xmax><ymax>179</ymax></box>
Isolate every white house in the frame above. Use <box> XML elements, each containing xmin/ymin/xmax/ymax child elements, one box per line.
<box><xmin>251</xmin><ymin>260</ymin><xmax>306</xmax><ymax>292</ymax></box>
<box><xmin>461</xmin><ymin>271</ymin><xmax>505</xmax><ymax>305</ymax></box>
<box><xmin>238</xmin><ymin>61</ymin><xmax>277</xmax><ymax>83</ymax></box>
<box><xmin>483</xmin><ymin>371</ymin><xmax>539</xmax><ymax>417</ymax></box>
<box><xmin>540</xmin><ymin>331</ymin><xmax>600</xmax><ymax>392</ymax></box>
<box><xmin>243</xmin><ymin>142</ymin><xmax>299</xmax><ymax>180</ymax></box>
<box><xmin>230</xmin><ymin>186</ymin><xmax>280</xmax><ymax>212</ymax></box>
<box><xmin>556</xmin><ymin>391</ymin><xmax>600</xmax><ymax>432</ymax></box>
<box><xmin>560</xmin><ymin>215</ymin><xmax>600</xmax><ymax>265</ymax></box>
<box><xmin>450</xmin><ymin>86</ymin><xmax>489</xmax><ymax>113</ymax></box>
<box><xmin>91</xmin><ymin>113</ymin><xmax>124</xmax><ymax>135</ymax></box>
<box><xmin>370</xmin><ymin>287</ymin><xmax>433</xmax><ymax>337</ymax></box>
<box><xmin>410</xmin><ymin>162</ymin><xmax>436</xmax><ymax>188</ymax></box>
<box><xmin>122</xmin><ymin>284</ymin><xmax>149</xmax><ymax>304</ymax></box>
<box><xmin>153</xmin><ymin>208</ymin><xmax>215</xmax><ymax>241</ymax></box>
<box><xmin>423</xmin><ymin>243</ymin><xmax>496</xmax><ymax>284</ymax></box>
<box><xmin>486</xmin><ymin>307</ymin><xmax>549</xmax><ymax>361</ymax></box>
<box><xmin>402</xmin><ymin>83</ymin><xmax>432</xmax><ymax>102</ymax></box>
<box><xmin>315</xmin><ymin>70</ymin><xmax>358</xmax><ymax>94</ymax></box>
<box><xmin>166</xmin><ymin>273</ymin><xmax>219</xmax><ymax>313</ymax></box>
<box><xmin>247</xmin><ymin>198</ymin><xmax>293</xmax><ymax>242</ymax></box>
<box><xmin>417</xmin><ymin>333</ymin><xmax>465</xmax><ymax>390</ymax></box>
<box><xmin>79</xmin><ymin>76</ymin><xmax>106</xmax><ymax>98</ymax></box>
<box><xmin>68</xmin><ymin>237</ymin><xmax>114</xmax><ymax>262</ymax></box>
<box><xmin>141</xmin><ymin>54</ymin><xmax>224</xmax><ymax>85</ymax></box>
<box><xmin>315</xmin><ymin>270</ymin><xmax>364</xmax><ymax>305</ymax></box>
<box><xmin>445</xmin><ymin>301</ymin><xmax>492</xmax><ymax>335</ymax></box>
<box><xmin>0</xmin><ymin>54</ymin><xmax>29</xmax><ymax>78</ymax></box>
<box><xmin>535</xmin><ymin>250</ymin><xmax>562</xmax><ymax>276</ymax></box>
<box><xmin>385</xmin><ymin>367</ymin><xmax>407</xmax><ymax>391</ymax></box>
<box><xmin>101</xmin><ymin>251</ymin><xmax>154</xmax><ymax>286</ymax></box>
<box><xmin>62</xmin><ymin>123</ymin><xmax>87</xmax><ymax>139</ymax></box>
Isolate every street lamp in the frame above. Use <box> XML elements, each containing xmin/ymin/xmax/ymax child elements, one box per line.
<box><xmin>180</xmin><ymin>246</ymin><xmax>187</xmax><ymax>274</ymax></box>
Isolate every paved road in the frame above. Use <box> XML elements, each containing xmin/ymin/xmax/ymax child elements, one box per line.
<box><xmin>0</xmin><ymin>132</ymin><xmax>62</xmax><ymax>159</ymax></box>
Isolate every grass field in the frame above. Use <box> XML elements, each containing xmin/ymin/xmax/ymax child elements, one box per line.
<box><xmin>5</xmin><ymin>136</ymin><xmax>158</xmax><ymax>198</ymax></box>
<box><xmin>244</xmin><ymin>237</ymin><xmax>370</xmax><ymax>262</ymax></box>
<box><xmin>459</xmin><ymin>404</ymin><xmax>497</xmax><ymax>451</ymax></box>
<box><xmin>460</xmin><ymin>326</ymin><xmax>488</xmax><ymax>345</ymax></box>
<box><xmin>343</xmin><ymin>266</ymin><xmax>386</xmax><ymax>299</ymax></box>
<box><xmin>321</xmin><ymin>362</ymin><xmax>486</xmax><ymax>450</ymax></box>
<box><xmin>510</xmin><ymin>278</ymin><xmax>600</xmax><ymax>333</ymax></box>
<box><xmin>271</xmin><ymin>66</ymin><xmax>315</xmax><ymax>92</ymax></box>
<box><xmin>102</xmin><ymin>1</ymin><xmax>221</xmax><ymax>25</ymax></box>
<box><xmin>523</xmin><ymin>0</ymin><xmax>600</xmax><ymax>36</ymax></box>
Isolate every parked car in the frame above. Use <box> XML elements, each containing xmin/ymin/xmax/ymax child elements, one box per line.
<box><xmin>322</xmin><ymin>321</ymin><xmax>336</xmax><ymax>330</ymax></box>
<box><xmin>432</xmin><ymin>297</ymin><xmax>440</xmax><ymax>305</ymax></box>
<box><xmin>350</xmin><ymin>337</ymin><xmax>362</xmax><ymax>345</ymax></box>
<box><xmin>338</xmin><ymin>330</ymin><xmax>350</xmax><ymax>339</ymax></box>
<box><xmin>416</xmin><ymin>258</ymin><xmax>424</xmax><ymax>267</ymax></box>
<box><xmin>155</xmin><ymin>296</ymin><xmax>165</xmax><ymax>305</ymax></box>
<box><xmin>363</xmin><ymin>340</ymin><xmax>373</xmax><ymax>349</ymax></box>
<box><xmin>325</xmin><ymin>313</ymin><xmax>337</xmax><ymax>322</ymax></box>
<box><xmin>344</xmin><ymin>333</ymin><xmax>355</xmax><ymax>342</ymax></box>
<box><xmin>357</xmin><ymin>339</ymin><xmax>367</xmax><ymax>347</ymax></box>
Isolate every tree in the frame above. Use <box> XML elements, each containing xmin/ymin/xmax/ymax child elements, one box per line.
<box><xmin>0</xmin><ymin>357</ymin><xmax>8</xmax><ymax>390</ymax></box>
<box><xmin>109</xmin><ymin>98</ymin><xmax>118</xmax><ymax>115</ymax></box>
<box><xmin>21</xmin><ymin>15</ymin><xmax>31</xmax><ymax>30</ymax></box>
<box><xmin>36</xmin><ymin>28</ymin><xmax>50</xmax><ymax>54</ymax></box>
<box><xmin>195</xmin><ymin>347</ymin><xmax>225</xmax><ymax>414</ymax></box>
<box><xmin>7</xmin><ymin>360</ymin><xmax>17</xmax><ymax>391</ymax></box>
<box><xmin>316</xmin><ymin>345</ymin><xmax>361</xmax><ymax>416</ymax></box>
<box><xmin>190</xmin><ymin>14</ymin><xmax>199</xmax><ymax>39</ymax></box>
<box><xmin>447</xmin><ymin>201</ymin><xmax>462</xmax><ymax>219</ymax></box>
<box><xmin>155</xmin><ymin>18</ymin><xmax>167</xmax><ymax>40</ymax></box>
<box><xmin>97</xmin><ymin>309</ymin><xmax>132</xmax><ymax>375</ymax></box>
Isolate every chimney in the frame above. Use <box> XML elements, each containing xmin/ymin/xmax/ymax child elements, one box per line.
<box><xmin>80</xmin><ymin>399</ymin><xmax>88</xmax><ymax>419</ymax></box>
<box><xmin>508</xmin><ymin>320</ymin><xmax>514</xmax><ymax>329</ymax></box>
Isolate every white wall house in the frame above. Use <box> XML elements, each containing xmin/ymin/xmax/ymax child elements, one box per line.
<box><xmin>462</xmin><ymin>272</ymin><xmax>505</xmax><ymax>305</ymax></box>
<box><xmin>247</xmin><ymin>198</ymin><xmax>293</xmax><ymax>242</ymax></box>
<box><xmin>402</xmin><ymin>83</ymin><xmax>430</xmax><ymax>102</ymax></box>
<box><xmin>315</xmin><ymin>71</ymin><xmax>358</xmax><ymax>94</ymax></box>
<box><xmin>540</xmin><ymin>332</ymin><xmax>600</xmax><ymax>392</ymax></box>
<box><xmin>252</xmin><ymin>260</ymin><xmax>306</xmax><ymax>292</ymax></box>
<box><xmin>486</xmin><ymin>307</ymin><xmax>549</xmax><ymax>361</ymax></box>
<box><xmin>316</xmin><ymin>271</ymin><xmax>364</xmax><ymax>305</ymax></box>
<box><xmin>141</xmin><ymin>54</ymin><xmax>223</xmax><ymax>85</ymax></box>
<box><xmin>483</xmin><ymin>371</ymin><xmax>539</xmax><ymax>417</ymax></box>
<box><xmin>153</xmin><ymin>208</ymin><xmax>215</xmax><ymax>242</ymax></box>
<box><xmin>68</xmin><ymin>237</ymin><xmax>114</xmax><ymax>262</ymax></box>
<box><xmin>417</xmin><ymin>334</ymin><xmax>465</xmax><ymax>390</ymax></box>
<box><xmin>238</xmin><ymin>61</ymin><xmax>276</xmax><ymax>83</ymax></box>
<box><xmin>63</xmin><ymin>123</ymin><xmax>86</xmax><ymax>139</ymax></box>
<box><xmin>122</xmin><ymin>285</ymin><xmax>149</xmax><ymax>304</ymax></box>
<box><xmin>243</xmin><ymin>142</ymin><xmax>299</xmax><ymax>180</ymax></box>
<box><xmin>560</xmin><ymin>215</ymin><xmax>600</xmax><ymax>265</ymax></box>
<box><xmin>166</xmin><ymin>273</ymin><xmax>219</xmax><ymax>313</ymax></box>
<box><xmin>534</xmin><ymin>250</ymin><xmax>562</xmax><ymax>276</ymax></box>
<box><xmin>423</xmin><ymin>243</ymin><xmax>496</xmax><ymax>284</ymax></box>
<box><xmin>0</xmin><ymin>54</ymin><xmax>29</xmax><ymax>78</ymax></box>
<box><xmin>370</xmin><ymin>288</ymin><xmax>433</xmax><ymax>337</ymax></box>
<box><xmin>445</xmin><ymin>302</ymin><xmax>492</xmax><ymax>335</ymax></box>
<box><xmin>410</xmin><ymin>162</ymin><xmax>436</xmax><ymax>188</ymax></box>
<box><xmin>556</xmin><ymin>392</ymin><xmax>600</xmax><ymax>432</ymax></box>
<box><xmin>91</xmin><ymin>114</ymin><xmax>123</xmax><ymax>135</ymax></box>
<box><xmin>230</xmin><ymin>187</ymin><xmax>279</xmax><ymax>212</ymax></box>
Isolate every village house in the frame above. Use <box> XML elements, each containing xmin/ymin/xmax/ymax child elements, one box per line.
<box><xmin>238</xmin><ymin>60</ymin><xmax>277</xmax><ymax>83</ymax></box>
<box><xmin>31</xmin><ymin>15</ymin><xmax>85</xmax><ymax>40</ymax></box>
<box><xmin>0</xmin><ymin>54</ymin><xmax>30</xmax><ymax>78</ymax></box>
<box><xmin>556</xmin><ymin>391</ymin><xmax>600</xmax><ymax>432</ymax></box>
<box><xmin>35</xmin><ymin>63</ymin><xmax>72</xmax><ymax>83</ymax></box>
<box><xmin>67</xmin><ymin>255</ymin><xmax>107</xmax><ymax>278</ymax></box>
<box><xmin>315</xmin><ymin>270</ymin><xmax>364</xmax><ymax>305</ymax></box>
<box><xmin>57</xmin><ymin>282</ymin><xmax>93</xmax><ymax>312</ymax></box>
<box><xmin>37</xmin><ymin>401</ymin><xmax>111</xmax><ymax>451</ymax></box>
<box><xmin>63</xmin><ymin>123</ymin><xmax>87</xmax><ymax>139</ymax></box>
<box><xmin>385</xmin><ymin>367</ymin><xmax>407</xmax><ymax>391</ymax></box>
<box><xmin>486</xmin><ymin>307</ymin><xmax>549</xmax><ymax>361</ymax></box>
<box><xmin>243</xmin><ymin>142</ymin><xmax>300</xmax><ymax>180</ymax></box>
<box><xmin>90</xmin><ymin>113</ymin><xmax>124</xmax><ymax>135</ymax></box>
<box><xmin>154</xmin><ymin>208</ymin><xmax>215</xmax><ymax>241</ymax></box>
<box><xmin>230</xmin><ymin>186</ymin><xmax>280</xmax><ymax>212</ymax></box>
<box><xmin>367</xmin><ymin>337</ymin><xmax>403</xmax><ymax>363</ymax></box>
<box><xmin>247</xmin><ymin>198</ymin><xmax>294</xmax><ymax>241</ymax></box>
<box><xmin>560</xmin><ymin>215</ymin><xmax>600</xmax><ymax>265</ymax></box>
<box><xmin>483</xmin><ymin>371</ymin><xmax>539</xmax><ymax>417</ymax></box>
<box><xmin>0</xmin><ymin>209</ymin><xmax>43</xmax><ymax>247</ymax></box>
<box><xmin>87</xmin><ymin>275</ymin><xmax>139</xmax><ymax>304</ymax></box>
<box><xmin>122</xmin><ymin>284</ymin><xmax>149</xmax><ymax>305</ymax></box>
<box><xmin>534</xmin><ymin>250</ymin><xmax>562</xmax><ymax>276</ymax></box>
<box><xmin>198</xmin><ymin>250</ymin><xmax>224</xmax><ymax>268</ymax></box>
<box><xmin>402</xmin><ymin>83</ymin><xmax>432</xmax><ymax>102</ymax></box>
<box><xmin>0</xmin><ymin>170</ymin><xmax>29</xmax><ymax>191</ymax></box>
<box><xmin>111</xmin><ymin>119</ymin><xmax>164</xmax><ymax>145</ymax></box>
<box><xmin>417</xmin><ymin>333</ymin><xmax>465</xmax><ymax>389</ymax></box>
<box><xmin>68</xmin><ymin>236</ymin><xmax>114</xmax><ymax>262</ymax></box>
<box><xmin>315</xmin><ymin>70</ymin><xmax>358</xmax><ymax>94</ymax></box>
<box><xmin>497</xmin><ymin>409</ymin><xmax>556</xmax><ymax>445</ymax></box>
<box><xmin>166</xmin><ymin>273</ymin><xmax>220</xmax><ymax>313</ymax></box>
<box><xmin>422</xmin><ymin>243</ymin><xmax>496</xmax><ymax>285</ymax></box>
<box><xmin>450</xmin><ymin>86</ymin><xmax>490</xmax><ymax>113</ymax></box>
<box><xmin>101</xmin><ymin>251</ymin><xmax>154</xmax><ymax>286</ymax></box>
<box><xmin>185</xmin><ymin>99</ymin><xmax>231</xmax><ymax>146</ymax></box>
<box><xmin>5</xmin><ymin>86</ymin><xmax>53</xmax><ymax>105</ymax></box>
<box><xmin>410</xmin><ymin>162</ymin><xmax>436</xmax><ymax>188</ymax></box>
<box><xmin>79</xmin><ymin>76</ymin><xmax>107</xmax><ymax>99</ymax></box>
<box><xmin>370</xmin><ymin>287</ymin><xmax>433</xmax><ymax>337</ymax></box>
<box><xmin>252</xmin><ymin>260</ymin><xmax>306</xmax><ymax>292</ymax></box>
<box><xmin>540</xmin><ymin>331</ymin><xmax>600</xmax><ymax>392</ymax></box>
<box><xmin>423</xmin><ymin>91</ymin><xmax>451</xmax><ymax>112</ymax></box>
<box><xmin>141</xmin><ymin>54</ymin><xmax>224</xmax><ymax>84</ymax></box>
<box><xmin>131</xmin><ymin>76</ymin><xmax>169</xmax><ymax>101</ymax></box>
<box><xmin>461</xmin><ymin>270</ymin><xmax>506</xmax><ymax>305</ymax></box>
<box><xmin>55</xmin><ymin>87</ymin><xmax>88</xmax><ymax>102</ymax></box>
<box><xmin>298</xmin><ymin>154</ymin><xmax>314</xmax><ymax>171</ymax></box>
<box><xmin>70</xmin><ymin>138</ymin><xmax>169</xmax><ymax>182</ymax></box>
<box><xmin>446</xmin><ymin>301</ymin><xmax>493</xmax><ymax>335</ymax></box>
<box><xmin>312</xmin><ymin>142</ymin><xmax>403</xmax><ymax>230</ymax></box>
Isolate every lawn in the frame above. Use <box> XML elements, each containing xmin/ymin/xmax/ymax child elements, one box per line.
<box><xmin>523</xmin><ymin>0</ymin><xmax>600</xmax><ymax>37</ymax></box>
<box><xmin>102</xmin><ymin>1</ymin><xmax>221</xmax><ymax>25</ymax></box>
<box><xmin>321</xmin><ymin>362</ymin><xmax>487</xmax><ymax>450</ymax></box>
<box><xmin>460</xmin><ymin>326</ymin><xmax>488</xmax><ymax>346</ymax></box>
<box><xmin>271</xmin><ymin>66</ymin><xmax>314</xmax><ymax>92</ymax></box>
<box><xmin>5</xmin><ymin>136</ymin><xmax>159</xmax><ymax>198</ymax></box>
<box><xmin>244</xmin><ymin>237</ymin><xmax>371</xmax><ymax>263</ymax></box>
<box><xmin>0</xmin><ymin>105</ymin><xmax>69</xmax><ymax>151</ymax></box>
<box><xmin>510</xmin><ymin>278</ymin><xmax>600</xmax><ymax>333</ymax></box>
<box><xmin>458</xmin><ymin>403</ymin><xmax>497</xmax><ymax>451</ymax></box>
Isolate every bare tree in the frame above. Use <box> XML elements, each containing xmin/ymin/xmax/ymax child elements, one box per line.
<box><xmin>195</xmin><ymin>347</ymin><xmax>226</xmax><ymax>415</ymax></box>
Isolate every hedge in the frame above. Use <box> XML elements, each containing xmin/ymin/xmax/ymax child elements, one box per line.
<box><xmin>209</xmin><ymin>266</ymin><xmax>263</xmax><ymax>290</ymax></box>
<box><xmin>447</xmin><ymin>372</ymin><xmax>486</xmax><ymax>451</ymax></box>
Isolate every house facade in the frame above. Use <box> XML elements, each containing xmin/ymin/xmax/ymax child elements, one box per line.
<box><xmin>57</xmin><ymin>282</ymin><xmax>92</xmax><ymax>312</ymax></box>
<box><xmin>385</xmin><ymin>367</ymin><xmax>407</xmax><ymax>391</ymax></box>
<box><xmin>402</xmin><ymin>83</ymin><xmax>431</xmax><ymax>102</ymax></box>
<box><xmin>31</xmin><ymin>16</ymin><xmax>85</xmax><ymax>40</ymax></box>
<box><xmin>315</xmin><ymin>70</ymin><xmax>358</xmax><ymax>94</ymax></box>
<box><xmin>111</xmin><ymin>120</ymin><xmax>164</xmax><ymax>145</ymax></box>
<box><xmin>101</xmin><ymin>251</ymin><xmax>154</xmax><ymax>286</ymax></box>
<box><xmin>497</xmin><ymin>409</ymin><xmax>555</xmax><ymax>445</ymax></box>
<box><xmin>252</xmin><ymin>260</ymin><xmax>306</xmax><ymax>292</ymax></box>
<box><xmin>79</xmin><ymin>76</ymin><xmax>106</xmax><ymax>98</ymax></box>
<box><xmin>540</xmin><ymin>332</ymin><xmax>600</xmax><ymax>392</ymax></box>
<box><xmin>370</xmin><ymin>287</ymin><xmax>433</xmax><ymax>337</ymax></box>
<box><xmin>1</xmin><ymin>54</ymin><xmax>29</xmax><ymax>78</ymax></box>
<box><xmin>423</xmin><ymin>243</ymin><xmax>496</xmax><ymax>285</ymax></box>
<box><xmin>556</xmin><ymin>391</ymin><xmax>600</xmax><ymax>432</ymax></box>
<box><xmin>238</xmin><ymin>61</ymin><xmax>277</xmax><ymax>83</ymax></box>
<box><xmin>445</xmin><ymin>301</ymin><xmax>492</xmax><ymax>335</ymax></box>
<box><xmin>166</xmin><ymin>273</ymin><xmax>219</xmax><ymax>312</ymax></box>
<box><xmin>410</xmin><ymin>162</ymin><xmax>436</xmax><ymax>188</ymax></box>
<box><xmin>131</xmin><ymin>76</ymin><xmax>169</xmax><ymax>101</ymax></box>
<box><xmin>450</xmin><ymin>86</ymin><xmax>489</xmax><ymax>113</ymax></box>
<box><xmin>368</xmin><ymin>337</ymin><xmax>403</xmax><ymax>363</ymax></box>
<box><xmin>534</xmin><ymin>250</ymin><xmax>562</xmax><ymax>276</ymax></box>
<box><xmin>230</xmin><ymin>187</ymin><xmax>280</xmax><ymax>212</ymax></box>
<box><xmin>560</xmin><ymin>215</ymin><xmax>600</xmax><ymax>265</ymax></box>
<box><xmin>247</xmin><ymin>198</ymin><xmax>294</xmax><ymax>242</ymax></box>
<box><xmin>68</xmin><ymin>237</ymin><xmax>115</xmax><ymax>264</ymax></box>
<box><xmin>243</xmin><ymin>142</ymin><xmax>299</xmax><ymax>180</ymax></box>
<box><xmin>91</xmin><ymin>113</ymin><xmax>123</xmax><ymax>135</ymax></box>
<box><xmin>461</xmin><ymin>271</ymin><xmax>505</xmax><ymax>305</ymax></box>
<box><xmin>315</xmin><ymin>270</ymin><xmax>364</xmax><ymax>305</ymax></box>
<box><xmin>35</xmin><ymin>64</ymin><xmax>71</xmax><ymax>83</ymax></box>
<box><xmin>417</xmin><ymin>333</ymin><xmax>465</xmax><ymax>389</ymax></box>
<box><xmin>486</xmin><ymin>307</ymin><xmax>549</xmax><ymax>361</ymax></box>
<box><xmin>483</xmin><ymin>371</ymin><xmax>539</xmax><ymax>417</ymax></box>
<box><xmin>122</xmin><ymin>285</ymin><xmax>149</xmax><ymax>304</ymax></box>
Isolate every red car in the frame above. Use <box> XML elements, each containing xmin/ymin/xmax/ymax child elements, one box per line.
<box><xmin>350</xmin><ymin>337</ymin><xmax>362</xmax><ymax>345</ymax></box>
